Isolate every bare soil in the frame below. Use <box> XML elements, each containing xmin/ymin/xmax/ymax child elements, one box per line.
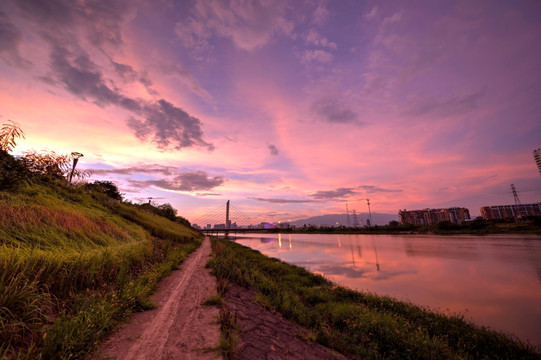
<box><xmin>96</xmin><ymin>238</ymin><xmax>222</xmax><ymax>360</ymax></box>
<box><xmin>96</xmin><ymin>237</ymin><xmax>346</xmax><ymax>360</ymax></box>
<box><xmin>224</xmin><ymin>284</ymin><xmax>347</xmax><ymax>360</ymax></box>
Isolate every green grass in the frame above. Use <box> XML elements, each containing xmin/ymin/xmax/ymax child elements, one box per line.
<box><xmin>0</xmin><ymin>180</ymin><xmax>202</xmax><ymax>359</ymax></box>
<box><xmin>208</xmin><ymin>237</ymin><xmax>541</xmax><ymax>360</ymax></box>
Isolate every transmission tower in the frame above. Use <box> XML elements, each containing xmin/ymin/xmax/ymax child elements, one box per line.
<box><xmin>352</xmin><ymin>210</ymin><xmax>360</xmax><ymax>227</ymax></box>
<box><xmin>345</xmin><ymin>203</ymin><xmax>351</xmax><ymax>227</ymax></box>
<box><xmin>510</xmin><ymin>184</ymin><xmax>521</xmax><ymax>205</ymax></box>
<box><xmin>510</xmin><ymin>184</ymin><xmax>525</xmax><ymax>218</ymax></box>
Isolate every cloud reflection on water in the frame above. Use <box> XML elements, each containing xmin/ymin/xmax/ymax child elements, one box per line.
<box><xmin>233</xmin><ymin>233</ymin><xmax>541</xmax><ymax>347</ymax></box>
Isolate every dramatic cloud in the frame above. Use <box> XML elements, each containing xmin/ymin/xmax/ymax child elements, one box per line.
<box><xmin>300</xmin><ymin>49</ymin><xmax>333</xmax><ymax>64</ymax></box>
<box><xmin>175</xmin><ymin>0</ymin><xmax>294</xmax><ymax>52</ymax></box>
<box><xmin>267</xmin><ymin>144</ymin><xmax>279</xmax><ymax>156</ymax></box>
<box><xmin>130</xmin><ymin>100</ymin><xmax>215</xmax><ymax>151</ymax></box>
<box><xmin>88</xmin><ymin>165</ymin><xmax>177</xmax><ymax>176</ymax></box>
<box><xmin>312</xmin><ymin>3</ymin><xmax>330</xmax><ymax>25</ymax></box>
<box><xmin>359</xmin><ymin>185</ymin><xmax>402</xmax><ymax>193</ymax></box>
<box><xmin>47</xmin><ymin>46</ymin><xmax>213</xmax><ymax>151</ymax></box>
<box><xmin>403</xmin><ymin>91</ymin><xmax>485</xmax><ymax>118</ymax></box>
<box><xmin>129</xmin><ymin>171</ymin><xmax>224</xmax><ymax>192</ymax></box>
<box><xmin>15</xmin><ymin>0</ymin><xmax>128</xmax><ymax>48</ymax></box>
<box><xmin>1</xmin><ymin>0</ymin><xmax>540</xmax><ymax>224</ymax></box>
<box><xmin>305</xmin><ymin>29</ymin><xmax>337</xmax><ymax>49</ymax></box>
<box><xmin>311</xmin><ymin>98</ymin><xmax>358</xmax><ymax>123</ymax></box>
<box><xmin>0</xmin><ymin>11</ymin><xmax>29</xmax><ymax>67</ymax></box>
<box><xmin>251</xmin><ymin>198</ymin><xmax>317</xmax><ymax>204</ymax></box>
<box><xmin>3</xmin><ymin>0</ymin><xmax>214</xmax><ymax>152</ymax></box>
<box><xmin>311</xmin><ymin>187</ymin><xmax>357</xmax><ymax>200</ymax></box>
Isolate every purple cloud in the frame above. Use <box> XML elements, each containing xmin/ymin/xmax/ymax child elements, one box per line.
<box><xmin>267</xmin><ymin>144</ymin><xmax>279</xmax><ymax>156</ymax></box>
<box><xmin>311</xmin><ymin>187</ymin><xmax>357</xmax><ymax>200</ymax></box>
<box><xmin>251</xmin><ymin>198</ymin><xmax>317</xmax><ymax>204</ymax></box>
<box><xmin>129</xmin><ymin>171</ymin><xmax>224</xmax><ymax>192</ymax></box>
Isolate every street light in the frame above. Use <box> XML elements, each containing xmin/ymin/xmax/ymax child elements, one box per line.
<box><xmin>68</xmin><ymin>152</ymin><xmax>84</xmax><ymax>184</ymax></box>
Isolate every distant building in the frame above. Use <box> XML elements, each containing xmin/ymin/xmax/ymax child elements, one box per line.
<box><xmin>480</xmin><ymin>203</ymin><xmax>541</xmax><ymax>220</ymax></box>
<box><xmin>534</xmin><ymin>148</ymin><xmax>541</xmax><ymax>175</ymax></box>
<box><xmin>398</xmin><ymin>207</ymin><xmax>470</xmax><ymax>225</ymax></box>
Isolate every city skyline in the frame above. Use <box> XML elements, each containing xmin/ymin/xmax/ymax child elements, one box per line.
<box><xmin>1</xmin><ymin>0</ymin><xmax>540</xmax><ymax>223</ymax></box>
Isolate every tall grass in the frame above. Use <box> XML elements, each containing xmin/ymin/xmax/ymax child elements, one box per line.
<box><xmin>208</xmin><ymin>237</ymin><xmax>541</xmax><ymax>360</ymax></box>
<box><xmin>0</xmin><ymin>181</ymin><xmax>202</xmax><ymax>359</ymax></box>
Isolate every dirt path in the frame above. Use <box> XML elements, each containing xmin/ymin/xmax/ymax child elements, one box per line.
<box><xmin>96</xmin><ymin>237</ymin><xmax>222</xmax><ymax>360</ymax></box>
<box><xmin>225</xmin><ymin>284</ymin><xmax>347</xmax><ymax>360</ymax></box>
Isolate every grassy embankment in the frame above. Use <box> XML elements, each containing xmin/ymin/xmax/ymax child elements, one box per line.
<box><xmin>208</xmin><ymin>237</ymin><xmax>541</xmax><ymax>360</ymax></box>
<box><xmin>0</xmin><ymin>180</ymin><xmax>202</xmax><ymax>359</ymax></box>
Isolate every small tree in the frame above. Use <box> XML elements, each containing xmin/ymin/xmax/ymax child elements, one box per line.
<box><xmin>0</xmin><ymin>120</ymin><xmax>24</xmax><ymax>152</ymax></box>
<box><xmin>21</xmin><ymin>150</ymin><xmax>89</xmax><ymax>181</ymax></box>
<box><xmin>0</xmin><ymin>121</ymin><xmax>29</xmax><ymax>191</ymax></box>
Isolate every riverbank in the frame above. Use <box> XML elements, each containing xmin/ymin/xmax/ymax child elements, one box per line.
<box><xmin>256</xmin><ymin>217</ymin><xmax>541</xmax><ymax>236</ymax></box>
<box><xmin>0</xmin><ymin>180</ymin><xmax>202</xmax><ymax>359</ymax></box>
<box><xmin>208</xmin><ymin>237</ymin><xmax>541</xmax><ymax>359</ymax></box>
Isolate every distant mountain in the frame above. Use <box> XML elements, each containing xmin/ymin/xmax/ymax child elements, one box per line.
<box><xmin>289</xmin><ymin>213</ymin><xmax>398</xmax><ymax>227</ymax></box>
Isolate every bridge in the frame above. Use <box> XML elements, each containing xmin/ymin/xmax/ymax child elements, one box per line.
<box><xmin>193</xmin><ymin>200</ymin><xmax>269</xmax><ymax>237</ymax></box>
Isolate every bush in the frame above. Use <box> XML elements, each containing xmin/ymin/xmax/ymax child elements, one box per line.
<box><xmin>0</xmin><ymin>151</ymin><xmax>31</xmax><ymax>191</ymax></box>
<box><xmin>85</xmin><ymin>180</ymin><xmax>123</xmax><ymax>201</ymax></box>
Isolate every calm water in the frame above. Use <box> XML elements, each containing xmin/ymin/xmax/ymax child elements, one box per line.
<box><xmin>232</xmin><ymin>233</ymin><xmax>541</xmax><ymax>347</ymax></box>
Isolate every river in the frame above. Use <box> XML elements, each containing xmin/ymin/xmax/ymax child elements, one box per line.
<box><xmin>231</xmin><ymin>233</ymin><xmax>541</xmax><ymax>347</ymax></box>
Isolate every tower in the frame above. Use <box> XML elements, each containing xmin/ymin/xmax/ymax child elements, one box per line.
<box><xmin>511</xmin><ymin>184</ymin><xmax>521</xmax><ymax>206</ymax></box>
<box><xmin>225</xmin><ymin>200</ymin><xmax>230</xmax><ymax>237</ymax></box>
<box><xmin>345</xmin><ymin>203</ymin><xmax>351</xmax><ymax>227</ymax></box>
<box><xmin>511</xmin><ymin>184</ymin><xmax>525</xmax><ymax>218</ymax></box>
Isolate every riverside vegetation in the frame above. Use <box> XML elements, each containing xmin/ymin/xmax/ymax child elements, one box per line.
<box><xmin>208</xmin><ymin>237</ymin><xmax>541</xmax><ymax>359</ymax></box>
<box><xmin>265</xmin><ymin>217</ymin><xmax>541</xmax><ymax>235</ymax></box>
<box><xmin>0</xmin><ymin>122</ymin><xmax>202</xmax><ymax>359</ymax></box>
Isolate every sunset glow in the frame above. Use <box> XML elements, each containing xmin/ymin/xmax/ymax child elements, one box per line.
<box><xmin>1</xmin><ymin>0</ymin><xmax>540</xmax><ymax>224</ymax></box>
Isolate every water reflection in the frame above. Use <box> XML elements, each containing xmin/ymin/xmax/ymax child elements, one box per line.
<box><xmin>232</xmin><ymin>233</ymin><xmax>541</xmax><ymax>347</ymax></box>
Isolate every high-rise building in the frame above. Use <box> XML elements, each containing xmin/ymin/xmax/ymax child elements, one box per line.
<box><xmin>534</xmin><ymin>148</ymin><xmax>541</xmax><ymax>175</ymax></box>
<box><xmin>398</xmin><ymin>207</ymin><xmax>470</xmax><ymax>225</ymax></box>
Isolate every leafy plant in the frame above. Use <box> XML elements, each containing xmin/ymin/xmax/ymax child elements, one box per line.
<box><xmin>0</xmin><ymin>120</ymin><xmax>24</xmax><ymax>153</ymax></box>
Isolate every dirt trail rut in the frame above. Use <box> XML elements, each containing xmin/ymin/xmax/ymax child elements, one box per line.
<box><xmin>97</xmin><ymin>237</ymin><xmax>222</xmax><ymax>360</ymax></box>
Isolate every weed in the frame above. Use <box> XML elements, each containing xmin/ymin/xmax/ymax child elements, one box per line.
<box><xmin>202</xmin><ymin>294</ymin><xmax>223</xmax><ymax>306</ymax></box>
<box><xmin>217</xmin><ymin>308</ymin><xmax>239</xmax><ymax>359</ymax></box>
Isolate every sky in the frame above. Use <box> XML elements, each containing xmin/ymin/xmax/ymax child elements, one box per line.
<box><xmin>1</xmin><ymin>0</ymin><xmax>540</xmax><ymax>226</ymax></box>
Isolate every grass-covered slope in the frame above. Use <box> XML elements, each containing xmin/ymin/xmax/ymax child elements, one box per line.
<box><xmin>208</xmin><ymin>238</ymin><xmax>541</xmax><ymax>360</ymax></box>
<box><xmin>0</xmin><ymin>180</ymin><xmax>202</xmax><ymax>359</ymax></box>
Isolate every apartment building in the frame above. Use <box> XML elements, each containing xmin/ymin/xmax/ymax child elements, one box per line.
<box><xmin>480</xmin><ymin>203</ymin><xmax>541</xmax><ymax>220</ymax></box>
<box><xmin>398</xmin><ymin>207</ymin><xmax>471</xmax><ymax>225</ymax></box>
